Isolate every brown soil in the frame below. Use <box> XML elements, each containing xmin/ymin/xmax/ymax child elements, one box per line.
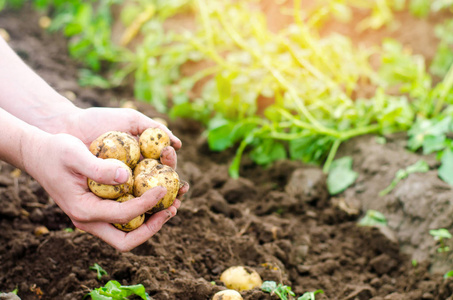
<box><xmin>1</xmin><ymin>5</ymin><xmax>453</xmax><ymax>300</ymax></box>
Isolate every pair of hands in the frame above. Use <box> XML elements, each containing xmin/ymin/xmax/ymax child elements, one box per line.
<box><xmin>24</xmin><ymin>107</ymin><xmax>187</xmax><ymax>252</ymax></box>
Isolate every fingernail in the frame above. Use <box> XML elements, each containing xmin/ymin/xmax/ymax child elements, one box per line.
<box><xmin>114</xmin><ymin>168</ymin><xmax>129</xmax><ymax>183</ymax></box>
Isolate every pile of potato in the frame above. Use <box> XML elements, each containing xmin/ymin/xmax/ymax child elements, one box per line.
<box><xmin>87</xmin><ymin>127</ymin><xmax>180</xmax><ymax>232</ymax></box>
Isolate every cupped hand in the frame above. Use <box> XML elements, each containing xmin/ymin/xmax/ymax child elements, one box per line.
<box><xmin>67</xmin><ymin>107</ymin><xmax>181</xmax><ymax>149</ymax></box>
<box><xmin>24</xmin><ymin>132</ymin><xmax>188</xmax><ymax>252</ymax></box>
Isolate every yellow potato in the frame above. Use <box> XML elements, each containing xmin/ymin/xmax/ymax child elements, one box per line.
<box><xmin>88</xmin><ymin>159</ymin><xmax>134</xmax><ymax>199</ymax></box>
<box><xmin>212</xmin><ymin>290</ymin><xmax>243</xmax><ymax>300</ymax></box>
<box><xmin>153</xmin><ymin>117</ymin><xmax>168</xmax><ymax>127</ymax></box>
<box><xmin>133</xmin><ymin>158</ymin><xmax>160</xmax><ymax>179</ymax></box>
<box><xmin>0</xmin><ymin>28</ymin><xmax>10</xmax><ymax>42</ymax></box>
<box><xmin>220</xmin><ymin>266</ymin><xmax>263</xmax><ymax>292</ymax></box>
<box><xmin>112</xmin><ymin>194</ymin><xmax>145</xmax><ymax>231</ymax></box>
<box><xmin>90</xmin><ymin>131</ymin><xmax>140</xmax><ymax>169</ymax></box>
<box><xmin>133</xmin><ymin>165</ymin><xmax>179</xmax><ymax>214</ymax></box>
<box><xmin>139</xmin><ymin>127</ymin><xmax>170</xmax><ymax>159</ymax></box>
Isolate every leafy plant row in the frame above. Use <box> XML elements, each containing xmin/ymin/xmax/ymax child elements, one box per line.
<box><xmin>2</xmin><ymin>0</ymin><xmax>453</xmax><ymax>180</ymax></box>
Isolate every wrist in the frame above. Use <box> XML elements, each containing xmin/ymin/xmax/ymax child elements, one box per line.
<box><xmin>30</xmin><ymin>95</ymin><xmax>82</xmax><ymax>135</ymax></box>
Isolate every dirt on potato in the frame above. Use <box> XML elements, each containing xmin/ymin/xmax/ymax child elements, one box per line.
<box><xmin>2</xmin><ymin>5</ymin><xmax>453</xmax><ymax>300</ymax></box>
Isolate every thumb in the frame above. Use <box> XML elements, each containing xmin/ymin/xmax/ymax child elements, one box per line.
<box><xmin>70</xmin><ymin>149</ymin><xmax>131</xmax><ymax>185</ymax></box>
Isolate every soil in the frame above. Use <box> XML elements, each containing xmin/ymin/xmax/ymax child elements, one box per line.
<box><xmin>2</xmin><ymin>4</ymin><xmax>453</xmax><ymax>300</ymax></box>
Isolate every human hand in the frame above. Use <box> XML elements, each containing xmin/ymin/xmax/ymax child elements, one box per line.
<box><xmin>23</xmin><ymin>132</ymin><xmax>188</xmax><ymax>252</ymax></box>
<box><xmin>59</xmin><ymin>106</ymin><xmax>182</xmax><ymax>169</ymax></box>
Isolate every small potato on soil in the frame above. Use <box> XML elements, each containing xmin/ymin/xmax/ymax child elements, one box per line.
<box><xmin>89</xmin><ymin>131</ymin><xmax>141</xmax><ymax>169</ymax></box>
<box><xmin>212</xmin><ymin>289</ymin><xmax>243</xmax><ymax>300</ymax></box>
<box><xmin>139</xmin><ymin>127</ymin><xmax>170</xmax><ymax>159</ymax></box>
<box><xmin>220</xmin><ymin>266</ymin><xmax>263</xmax><ymax>292</ymax></box>
<box><xmin>88</xmin><ymin>159</ymin><xmax>133</xmax><ymax>199</ymax></box>
<box><xmin>113</xmin><ymin>194</ymin><xmax>145</xmax><ymax>232</ymax></box>
<box><xmin>134</xmin><ymin>165</ymin><xmax>179</xmax><ymax>214</ymax></box>
<box><xmin>133</xmin><ymin>158</ymin><xmax>160</xmax><ymax>179</ymax></box>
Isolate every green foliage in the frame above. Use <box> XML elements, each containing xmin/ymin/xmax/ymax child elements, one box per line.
<box><xmin>89</xmin><ymin>263</ymin><xmax>108</xmax><ymax>281</ymax></box>
<box><xmin>5</xmin><ymin>0</ymin><xmax>453</xmax><ymax>177</ymax></box>
<box><xmin>358</xmin><ymin>210</ymin><xmax>388</xmax><ymax>227</ymax></box>
<box><xmin>261</xmin><ymin>281</ymin><xmax>295</xmax><ymax>300</ymax></box>
<box><xmin>261</xmin><ymin>281</ymin><xmax>323</xmax><ymax>300</ymax></box>
<box><xmin>83</xmin><ymin>280</ymin><xmax>150</xmax><ymax>300</ymax></box>
<box><xmin>444</xmin><ymin>270</ymin><xmax>453</xmax><ymax>278</ymax></box>
<box><xmin>379</xmin><ymin>160</ymin><xmax>429</xmax><ymax>196</ymax></box>
<box><xmin>430</xmin><ymin>228</ymin><xmax>452</xmax><ymax>253</ymax></box>
<box><xmin>298</xmin><ymin>290</ymin><xmax>324</xmax><ymax>300</ymax></box>
<box><xmin>326</xmin><ymin>156</ymin><xmax>358</xmax><ymax>195</ymax></box>
<box><xmin>438</xmin><ymin>149</ymin><xmax>453</xmax><ymax>185</ymax></box>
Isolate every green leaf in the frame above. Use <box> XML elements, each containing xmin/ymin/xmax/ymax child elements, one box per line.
<box><xmin>422</xmin><ymin>134</ymin><xmax>447</xmax><ymax>154</ymax></box>
<box><xmin>89</xmin><ymin>263</ymin><xmax>108</xmax><ymax>281</ymax></box>
<box><xmin>207</xmin><ymin>122</ymin><xmax>235</xmax><ymax>151</ymax></box>
<box><xmin>430</xmin><ymin>228</ymin><xmax>452</xmax><ymax>240</ymax></box>
<box><xmin>261</xmin><ymin>281</ymin><xmax>277</xmax><ymax>293</ymax></box>
<box><xmin>358</xmin><ymin>210</ymin><xmax>388</xmax><ymax>227</ymax></box>
<box><xmin>444</xmin><ymin>270</ymin><xmax>453</xmax><ymax>279</ymax></box>
<box><xmin>297</xmin><ymin>289</ymin><xmax>324</xmax><ymax>300</ymax></box>
<box><xmin>84</xmin><ymin>280</ymin><xmax>149</xmax><ymax>300</ymax></box>
<box><xmin>409</xmin><ymin>0</ymin><xmax>431</xmax><ymax>17</ymax></box>
<box><xmin>326</xmin><ymin>156</ymin><xmax>358</xmax><ymax>195</ymax></box>
<box><xmin>438</xmin><ymin>149</ymin><xmax>453</xmax><ymax>185</ymax></box>
<box><xmin>249</xmin><ymin>139</ymin><xmax>287</xmax><ymax>166</ymax></box>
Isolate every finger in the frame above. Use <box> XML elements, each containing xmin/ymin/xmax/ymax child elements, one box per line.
<box><xmin>69</xmin><ymin>149</ymin><xmax>131</xmax><ymax>185</ymax></box>
<box><xmin>74</xmin><ymin>206</ymin><xmax>178</xmax><ymax>252</ymax></box>
<box><xmin>172</xmin><ymin>199</ymin><xmax>181</xmax><ymax>209</ymax></box>
<box><xmin>160</xmin><ymin>146</ymin><xmax>177</xmax><ymax>169</ymax></box>
<box><xmin>177</xmin><ymin>181</ymin><xmax>189</xmax><ymax>197</ymax></box>
<box><xmin>76</xmin><ymin>187</ymin><xmax>167</xmax><ymax>223</ymax></box>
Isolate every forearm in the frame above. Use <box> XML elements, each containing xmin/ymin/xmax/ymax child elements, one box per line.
<box><xmin>0</xmin><ymin>37</ymin><xmax>80</xmax><ymax>134</ymax></box>
<box><xmin>0</xmin><ymin>108</ymin><xmax>47</xmax><ymax>171</ymax></box>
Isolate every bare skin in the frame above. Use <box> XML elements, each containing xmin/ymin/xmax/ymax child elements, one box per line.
<box><xmin>0</xmin><ymin>37</ymin><xmax>188</xmax><ymax>252</ymax></box>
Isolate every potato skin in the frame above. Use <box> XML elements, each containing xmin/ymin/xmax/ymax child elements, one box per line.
<box><xmin>133</xmin><ymin>165</ymin><xmax>179</xmax><ymax>214</ymax></box>
<box><xmin>139</xmin><ymin>127</ymin><xmax>170</xmax><ymax>159</ymax></box>
<box><xmin>212</xmin><ymin>290</ymin><xmax>243</xmax><ymax>300</ymax></box>
<box><xmin>89</xmin><ymin>131</ymin><xmax>140</xmax><ymax>169</ymax></box>
<box><xmin>112</xmin><ymin>194</ymin><xmax>145</xmax><ymax>232</ymax></box>
<box><xmin>87</xmin><ymin>159</ymin><xmax>134</xmax><ymax>199</ymax></box>
<box><xmin>220</xmin><ymin>266</ymin><xmax>263</xmax><ymax>292</ymax></box>
<box><xmin>133</xmin><ymin>158</ymin><xmax>160</xmax><ymax>179</ymax></box>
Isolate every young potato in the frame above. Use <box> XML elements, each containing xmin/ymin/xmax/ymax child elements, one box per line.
<box><xmin>133</xmin><ymin>158</ymin><xmax>160</xmax><ymax>179</ymax></box>
<box><xmin>112</xmin><ymin>194</ymin><xmax>145</xmax><ymax>231</ymax></box>
<box><xmin>89</xmin><ymin>131</ymin><xmax>141</xmax><ymax>169</ymax></box>
<box><xmin>133</xmin><ymin>165</ymin><xmax>179</xmax><ymax>214</ymax></box>
<box><xmin>220</xmin><ymin>266</ymin><xmax>263</xmax><ymax>291</ymax></box>
<box><xmin>153</xmin><ymin>117</ymin><xmax>168</xmax><ymax>127</ymax></box>
<box><xmin>212</xmin><ymin>290</ymin><xmax>243</xmax><ymax>300</ymax></box>
<box><xmin>88</xmin><ymin>159</ymin><xmax>134</xmax><ymax>199</ymax></box>
<box><xmin>139</xmin><ymin>127</ymin><xmax>170</xmax><ymax>159</ymax></box>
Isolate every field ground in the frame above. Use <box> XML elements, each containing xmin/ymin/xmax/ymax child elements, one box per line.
<box><xmin>2</xmin><ymin>5</ymin><xmax>453</xmax><ymax>300</ymax></box>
